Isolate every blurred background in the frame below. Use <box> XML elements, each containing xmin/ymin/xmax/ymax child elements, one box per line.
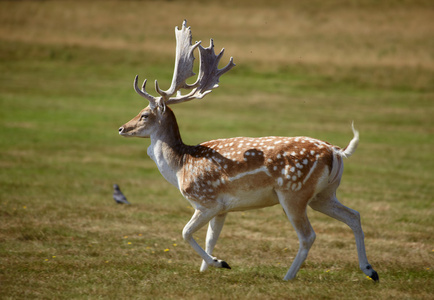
<box><xmin>1</xmin><ymin>1</ymin><xmax>433</xmax><ymax>298</ymax></box>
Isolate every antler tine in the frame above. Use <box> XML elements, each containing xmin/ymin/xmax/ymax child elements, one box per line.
<box><xmin>155</xmin><ymin>20</ymin><xmax>201</xmax><ymax>101</ymax></box>
<box><xmin>133</xmin><ymin>75</ymin><xmax>159</xmax><ymax>108</ymax></box>
<box><xmin>165</xmin><ymin>38</ymin><xmax>236</xmax><ymax>106</ymax></box>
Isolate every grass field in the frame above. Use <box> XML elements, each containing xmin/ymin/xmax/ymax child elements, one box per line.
<box><xmin>1</xmin><ymin>0</ymin><xmax>433</xmax><ymax>299</ymax></box>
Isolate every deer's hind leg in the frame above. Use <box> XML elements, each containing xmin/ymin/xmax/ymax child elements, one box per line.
<box><xmin>309</xmin><ymin>192</ymin><xmax>379</xmax><ymax>282</ymax></box>
<box><xmin>276</xmin><ymin>190</ymin><xmax>316</xmax><ymax>281</ymax></box>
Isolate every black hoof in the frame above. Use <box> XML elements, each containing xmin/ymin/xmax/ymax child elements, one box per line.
<box><xmin>369</xmin><ymin>271</ymin><xmax>379</xmax><ymax>282</ymax></box>
<box><xmin>221</xmin><ymin>261</ymin><xmax>231</xmax><ymax>269</ymax></box>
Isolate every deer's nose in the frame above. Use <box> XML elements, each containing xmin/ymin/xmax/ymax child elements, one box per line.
<box><xmin>118</xmin><ymin>127</ymin><xmax>124</xmax><ymax>134</ymax></box>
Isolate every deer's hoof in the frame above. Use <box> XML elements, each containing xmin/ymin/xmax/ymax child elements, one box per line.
<box><xmin>213</xmin><ymin>259</ymin><xmax>231</xmax><ymax>269</ymax></box>
<box><xmin>221</xmin><ymin>261</ymin><xmax>231</xmax><ymax>269</ymax></box>
<box><xmin>369</xmin><ymin>270</ymin><xmax>379</xmax><ymax>282</ymax></box>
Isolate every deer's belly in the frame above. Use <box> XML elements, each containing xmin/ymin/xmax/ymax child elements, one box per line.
<box><xmin>220</xmin><ymin>187</ymin><xmax>280</xmax><ymax>212</ymax></box>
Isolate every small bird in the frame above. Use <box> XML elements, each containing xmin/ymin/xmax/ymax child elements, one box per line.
<box><xmin>113</xmin><ymin>184</ymin><xmax>130</xmax><ymax>204</ymax></box>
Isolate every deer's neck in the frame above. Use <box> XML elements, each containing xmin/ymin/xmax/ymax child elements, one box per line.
<box><xmin>147</xmin><ymin>110</ymin><xmax>187</xmax><ymax>189</ymax></box>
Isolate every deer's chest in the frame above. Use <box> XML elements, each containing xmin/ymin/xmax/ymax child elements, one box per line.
<box><xmin>147</xmin><ymin>142</ymin><xmax>180</xmax><ymax>189</ymax></box>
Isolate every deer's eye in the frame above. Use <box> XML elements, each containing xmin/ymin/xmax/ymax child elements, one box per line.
<box><xmin>140</xmin><ymin>114</ymin><xmax>149</xmax><ymax>121</ymax></box>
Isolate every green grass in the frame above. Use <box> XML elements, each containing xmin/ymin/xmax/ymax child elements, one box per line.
<box><xmin>1</xmin><ymin>1</ymin><xmax>433</xmax><ymax>299</ymax></box>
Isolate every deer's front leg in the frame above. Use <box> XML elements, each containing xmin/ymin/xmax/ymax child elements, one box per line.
<box><xmin>200</xmin><ymin>213</ymin><xmax>228</xmax><ymax>272</ymax></box>
<box><xmin>183</xmin><ymin>209</ymin><xmax>231</xmax><ymax>270</ymax></box>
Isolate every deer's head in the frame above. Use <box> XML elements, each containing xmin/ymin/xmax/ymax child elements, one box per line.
<box><xmin>118</xmin><ymin>106</ymin><xmax>160</xmax><ymax>138</ymax></box>
<box><xmin>119</xmin><ymin>20</ymin><xmax>235</xmax><ymax>139</ymax></box>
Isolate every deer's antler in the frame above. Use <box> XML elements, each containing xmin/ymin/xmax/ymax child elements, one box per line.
<box><xmin>134</xmin><ymin>20</ymin><xmax>235</xmax><ymax>110</ymax></box>
<box><xmin>165</xmin><ymin>39</ymin><xmax>235</xmax><ymax>106</ymax></box>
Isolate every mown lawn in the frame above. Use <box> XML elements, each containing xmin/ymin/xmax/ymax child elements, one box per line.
<box><xmin>1</xmin><ymin>1</ymin><xmax>433</xmax><ymax>299</ymax></box>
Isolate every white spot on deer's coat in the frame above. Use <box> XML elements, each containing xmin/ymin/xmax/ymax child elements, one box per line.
<box><xmin>291</xmin><ymin>182</ymin><xmax>301</xmax><ymax>192</ymax></box>
<box><xmin>277</xmin><ymin>177</ymin><xmax>283</xmax><ymax>186</ymax></box>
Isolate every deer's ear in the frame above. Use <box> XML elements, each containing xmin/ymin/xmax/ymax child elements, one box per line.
<box><xmin>156</xmin><ymin>98</ymin><xmax>167</xmax><ymax>114</ymax></box>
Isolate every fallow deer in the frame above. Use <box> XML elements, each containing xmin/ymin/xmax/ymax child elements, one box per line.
<box><xmin>118</xmin><ymin>20</ymin><xmax>378</xmax><ymax>281</ymax></box>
